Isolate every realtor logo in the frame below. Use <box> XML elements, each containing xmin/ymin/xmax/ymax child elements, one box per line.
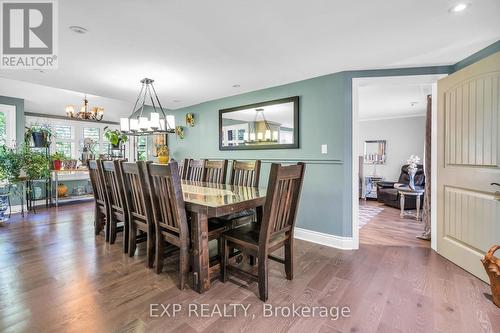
<box><xmin>1</xmin><ymin>0</ymin><xmax>58</xmax><ymax>69</ymax></box>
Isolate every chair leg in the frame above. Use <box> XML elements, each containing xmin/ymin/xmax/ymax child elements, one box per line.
<box><xmin>94</xmin><ymin>205</ymin><xmax>103</xmax><ymax>236</ymax></box>
<box><xmin>219</xmin><ymin>238</ymin><xmax>228</xmax><ymax>282</ymax></box>
<box><xmin>285</xmin><ymin>237</ymin><xmax>294</xmax><ymax>280</ymax></box>
<box><xmin>155</xmin><ymin>237</ymin><xmax>164</xmax><ymax>274</ymax></box>
<box><xmin>179</xmin><ymin>241</ymin><xmax>189</xmax><ymax>290</ymax></box>
<box><xmin>123</xmin><ymin>221</ymin><xmax>129</xmax><ymax>253</ymax></box>
<box><xmin>147</xmin><ymin>230</ymin><xmax>155</xmax><ymax>268</ymax></box>
<box><xmin>248</xmin><ymin>255</ymin><xmax>256</xmax><ymax>266</ymax></box>
<box><xmin>105</xmin><ymin>215</ymin><xmax>110</xmax><ymax>243</ymax></box>
<box><xmin>258</xmin><ymin>254</ymin><xmax>269</xmax><ymax>302</ymax></box>
<box><xmin>128</xmin><ymin>224</ymin><xmax>137</xmax><ymax>257</ymax></box>
<box><xmin>109</xmin><ymin>218</ymin><xmax>117</xmax><ymax>244</ymax></box>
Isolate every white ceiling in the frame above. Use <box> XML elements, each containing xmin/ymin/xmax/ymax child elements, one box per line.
<box><xmin>0</xmin><ymin>77</ymin><xmax>132</xmax><ymax>121</ymax></box>
<box><xmin>358</xmin><ymin>74</ymin><xmax>446</xmax><ymax>120</ymax></box>
<box><xmin>222</xmin><ymin>102</ymin><xmax>294</xmax><ymax>127</ymax></box>
<box><xmin>0</xmin><ymin>0</ymin><xmax>499</xmax><ymax>110</ymax></box>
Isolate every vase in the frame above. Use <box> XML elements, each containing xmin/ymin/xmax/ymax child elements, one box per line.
<box><xmin>57</xmin><ymin>183</ymin><xmax>68</xmax><ymax>197</ymax></box>
<box><xmin>32</xmin><ymin>132</ymin><xmax>48</xmax><ymax>147</ymax></box>
<box><xmin>408</xmin><ymin>169</ymin><xmax>416</xmax><ymax>190</ymax></box>
<box><xmin>0</xmin><ymin>191</ymin><xmax>9</xmax><ymax>223</ymax></box>
<box><xmin>53</xmin><ymin>160</ymin><xmax>62</xmax><ymax>170</ymax></box>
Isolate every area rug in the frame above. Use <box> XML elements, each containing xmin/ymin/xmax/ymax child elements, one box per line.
<box><xmin>359</xmin><ymin>205</ymin><xmax>384</xmax><ymax>229</ymax></box>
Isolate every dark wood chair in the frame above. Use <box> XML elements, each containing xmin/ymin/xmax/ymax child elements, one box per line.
<box><xmin>141</xmin><ymin>161</ymin><xmax>190</xmax><ymax>289</ymax></box>
<box><xmin>203</xmin><ymin>160</ymin><xmax>228</xmax><ymax>184</ymax></box>
<box><xmin>101</xmin><ymin>160</ymin><xmax>128</xmax><ymax>253</ymax></box>
<box><xmin>88</xmin><ymin>160</ymin><xmax>108</xmax><ymax>240</ymax></box>
<box><xmin>230</xmin><ymin>160</ymin><xmax>261</xmax><ymax>187</ymax></box>
<box><xmin>178</xmin><ymin>158</ymin><xmax>188</xmax><ymax>180</ymax></box>
<box><xmin>119</xmin><ymin>161</ymin><xmax>155</xmax><ymax>268</ymax></box>
<box><xmin>219</xmin><ymin>162</ymin><xmax>306</xmax><ymax>301</ymax></box>
<box><xmin>186</xmin><ymin>159</ymin><xmax>205</xmax><ymax>182</ymax></box>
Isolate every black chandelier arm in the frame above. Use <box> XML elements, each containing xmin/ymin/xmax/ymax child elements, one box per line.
<box><xmin>131</xmin><ymin>82</ymin><xmax>145</xmax><ymax>119</ymax></box>
<box><xmin>147</xmin><ymin>84</ymin><xmax>158</xmax><ymax>113</ymax></box>
<box><xmin>150</xmin><ymin>83</ymin><xmax>168</xmax><ymax>118</ymax></box>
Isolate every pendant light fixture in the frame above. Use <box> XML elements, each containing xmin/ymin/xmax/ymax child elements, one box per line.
<box><xmin>120</xmin><ymin>78</ymin><xmax>175</xmax><ymax>136</ymax></box>
<box><xmin>65</xmin><ymin>94</ymin><xmax>104</xmax><ymax>121</ymax></box>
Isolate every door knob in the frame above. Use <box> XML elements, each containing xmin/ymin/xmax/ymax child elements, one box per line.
<box><xmin>492</xmin><ymin>183</ymin><xmax>500</xmax><ymax>187</ymax></box>
<box><xmin>493</xmin><ymin>183</ymin><xmax>500</xmax><ymax>201</ymax></box>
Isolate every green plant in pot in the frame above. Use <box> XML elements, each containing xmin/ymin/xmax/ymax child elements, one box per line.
<box><xmin>0</xmin><ymin>145</ymin><xmax>24</xmax><ymax>183</ymax></box>
<box><xmin>23</xmin><ymin>145</ymin><xmax>50</xmax><ymax>180</ymax></box>
<box><xmin>104</xmin><ymin>128</ymin><xmax>128</xmax><ymax>148</ymax></box>
<box><xmin>25</xmin><ymin>125</ymin><xmax>53</xmax><ymax>148</ymax></box>
<box><xmin>51</xmin><ymin>152</ymin><xmax>67</xmax><ymax>171</ymax></box>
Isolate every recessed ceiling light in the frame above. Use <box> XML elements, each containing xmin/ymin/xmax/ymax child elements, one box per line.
<box><xmin>232</xmin><ymin>84</ymin><xmax>241</xmax><ymax>88</ymax></box>
<box><xmin>449</xmin><ymin>3</ymin><xmax>470</xmax><ymax>13</ymax></box>
<box><xmin>69</xmin><ymin>26</ymin><xmax>88</xmax><ymax>34</ymax></box>
<box><xmin>410</xmin><ymin>102</ymin><xmax>419</xmax><ymax>108</ymax></box>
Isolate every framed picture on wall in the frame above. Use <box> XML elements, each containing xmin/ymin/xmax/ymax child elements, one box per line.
<box><xmin>152</xmin><ymin>134</ymin><xmax>167</xmax><ymax>157</ymax></box>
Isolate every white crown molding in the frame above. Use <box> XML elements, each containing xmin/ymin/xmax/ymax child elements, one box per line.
<box><xmin>294</xmin><ymin>227</ymin><xmax>355</xmax><ymax>250</ymax></box>
<box><xmin>358</xmin><ymin>113</ymin><xmax>426</xmax><ymax>122</ymax></box>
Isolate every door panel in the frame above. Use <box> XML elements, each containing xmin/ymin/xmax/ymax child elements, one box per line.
<box><xmin>437</xmin><ymin>51</ymin><xmax>500</xmax><ymax>282</ymax></box>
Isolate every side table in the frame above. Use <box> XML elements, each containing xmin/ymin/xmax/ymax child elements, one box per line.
<box><xmin>395</xmin><ymin>184</ymin><xmax>425</xmax><ymax>220</ymax></box>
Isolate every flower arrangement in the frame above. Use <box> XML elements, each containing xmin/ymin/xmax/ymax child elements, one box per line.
<box><xmin>406</xmin><ymin>155</ymin><xmax>420</xmax><ymax>190</ymax></box>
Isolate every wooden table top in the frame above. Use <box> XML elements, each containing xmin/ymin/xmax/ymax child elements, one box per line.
<box><xmin>181</xmin><ymin>180</ymin><xmax>266</xmax><ymax>217</ymax></box>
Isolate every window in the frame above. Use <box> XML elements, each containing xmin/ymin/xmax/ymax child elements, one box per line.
<box><xmin>83</xmin><ymin>127</ymin><xmax>100</xmax><ymax>154</ymax></box>
<box><xmin>0</xmin><ymin>112</ymin><xmax>6</xmax><ymax>146</ymax></box>
<box><xmin>54</xmin><ymin>125</ymin><xmax>74</xmax><ymax>158</ymax></box>
<box><xmin>136</xmin><ymin>136</ymin><xmax>147</xmax><ymax>161</ymax></box>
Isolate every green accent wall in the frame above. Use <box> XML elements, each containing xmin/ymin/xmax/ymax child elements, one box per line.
<box><xmin>0</xmin><ymin>95</ymin><xmax>25</xmax><ymax>145</ymax></box>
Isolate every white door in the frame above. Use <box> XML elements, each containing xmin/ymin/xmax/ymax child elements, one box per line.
<box><xmin>437</xmin><ymin>51</ymin><xmax>500</xmax><ymax>282</ymax></box>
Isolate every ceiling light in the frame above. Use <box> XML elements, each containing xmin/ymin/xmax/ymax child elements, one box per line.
<box><xmin>410</xmin><ymin>102</ymin><xmax>419</xmax><ymax>108</ymax></box>
<box><xmin>69</xmin><ymin>26</ymin><xmax>88</xmax><ymax>34</ymax></box>
<box><xmin>449</xmin><ymin>3</ymin><xmax>470</xmax><ymax>13</ymax></box>
<box><xmin>232</xmin><ymin>84</ymin><xmax>241</xmax><ymax>88</ymax></box>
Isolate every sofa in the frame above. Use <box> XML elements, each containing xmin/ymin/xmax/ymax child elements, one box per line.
<box><xmin>376</xmin><ymin>164</ymin><xmax>425</xmax><ymax>210</ymax></box>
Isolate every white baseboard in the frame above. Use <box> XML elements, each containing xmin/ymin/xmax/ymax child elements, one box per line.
<box><xmin>294</xmin><ymin>227</ymin><xmax>356</xmax><ymax>250</ymax></box>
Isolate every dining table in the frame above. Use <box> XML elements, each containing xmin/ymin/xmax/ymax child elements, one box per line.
<box><xmin>181</xmin><ymin>179</ymin><xmax>267</xmax><ymax>293</ymax></box>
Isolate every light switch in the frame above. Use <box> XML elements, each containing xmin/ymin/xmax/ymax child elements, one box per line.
<box><xmin>321</xmin><ymin>144</ymin><xmax>328</xmax><ymax>154</ymax></box>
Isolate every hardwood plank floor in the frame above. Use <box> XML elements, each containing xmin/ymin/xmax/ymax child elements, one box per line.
<box><xmin>0</xmin><ymin>202</ymin><xmax>498</xmax><ymax>332</ymax></box>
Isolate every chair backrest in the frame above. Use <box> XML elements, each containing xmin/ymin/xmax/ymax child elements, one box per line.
<box><xmin>229</xmin><ymin>160</ymin><xmax>261</xmax><ymax>187</ymax></box>
<box><xmin>203</xmin><ymin>160</ymin><xmax>228</xmax><ymax>184</ymax></box>
<box><xmin>119</xmin><ymin>161</ymin><xmax>151</xmax><ymax>226</ymax></box>
<box><xmin>178</xmin><ymin>158</ymin><xmax>188</xmax><ymax>180</ymax></box>
<box><xmin>142</xmin><ymin>162</ymin><xmax>189</xmax><ymax>240</ymax></box>
<box><xmin>186</xmin><ymin>159</ymin><xmax>205</xmax><ymax>182</ymax></box>
<box><xmin>101</xmin><ymin>160</ymin><xmax>127</xmax><ymax>219</ymax></box>
<box><xmin>88</xmin><ymin>160</ymin><xmax>106</xmax><ymax>206</ymax></box>
<box><xmin>259</xmin><ymin>163</ymin><xmax>306</xmax><ymax>245</ymax></box>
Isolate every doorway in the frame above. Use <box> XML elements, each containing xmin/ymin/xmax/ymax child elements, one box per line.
<box><xmin>351</xmin><ymin>74</ymin><xmax>446</xmax><ymax>249</ymax></box>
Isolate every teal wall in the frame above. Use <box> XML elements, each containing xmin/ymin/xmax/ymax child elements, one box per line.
<box><xmin>168</xmin><ymin>41</ymin><xmax>499</xmax><ymax>238</ymax></box>
<box><xmin>169</xmin><ymin>72</ymin><xmax>348</xmax><ymax>236</ymax></box>
<box><xmin>0</xmin><ymin>95</ymin><xmax>25</xmax><ymax>145</ymax></box>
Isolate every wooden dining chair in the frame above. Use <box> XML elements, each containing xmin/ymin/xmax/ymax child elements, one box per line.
<box><xmin>230</xmin><ymin>160</ymin><xmax>261</xmax><ymax>187</ymax></box>
<box><xmin>203</xmin><ymin>160</ymin><xmax>228</xmax><ymax>184</ymax></box>
<box><xmin>178</xmin><ymin>158</ymin><xmax>188</xmax><ymax>180</ymax></box>
<box><xmin>88</xmin><ymin>160</ymin><xmax>108</xmax><ymax>240</ymax></box>
<box><xmin>101</xmin><ymin>160</ymin><xmax>129</xmax><ymax>253</ymax></box>
<box><xmin>141</xmin><ymin>161</ymin><xmax>190</xmax><ymax>289</ymax></box>
<box><xmin>219</xmin><ymin>162</ymin><xmax>306</xmax><ymax>301</ymax></box>
<box><xmin>186</xmin><ymin>159</ymin><xmax>205</xmax><ymax>182</ymax></box>
<box><xmin>119</xmin><ymin>161</ymin><xmax>155</xmax><ymax>268</ymax></box>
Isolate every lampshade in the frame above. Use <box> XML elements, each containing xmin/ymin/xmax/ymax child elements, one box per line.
<box><xmin>120</xmin><ymin>118</ymin><xmax>129</xmax><ymax>131</ymax></box>
<box><xmin>130</xmin><ymin>118</ymin><xmax>139</xmax><ymax>131</ymax></box>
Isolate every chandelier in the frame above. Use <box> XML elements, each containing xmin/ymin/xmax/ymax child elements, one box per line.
<box><xmin>65</xmin><ymin>95</ymin><xmax>104</xmax><ymax>121</ymax></box>
<box><xmin>244</xmin><ymin>108</ymin><xmax>279</xmax><ymax>143</ymax></box>
<box><xmin>120</xmin><ymin>78</ymin><xmax>175</xmax><ymax>136</ymax></box>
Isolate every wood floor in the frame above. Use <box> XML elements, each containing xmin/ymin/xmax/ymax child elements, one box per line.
<box><xmin>0</xmin><ymin>202</ymin><xmax>498</xmax><ymax>333</ymax></box>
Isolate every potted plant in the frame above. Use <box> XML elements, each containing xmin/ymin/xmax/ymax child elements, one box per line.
<box><xmin>51</xmin><ymin>152</ymin><xmax>67</xmax><ymax>171</ymax></box>
<box><xmin>157</xmin><ymin>145</ymin><xmax>169</xmax><ymax>164</ymax></box>
<box><xmin>104</xmin><ymin>128</ymin><xmax>128</xmax><ymax>148</ymax></box>
<box><xmin>0</xmin><ymin>145</ymin><xmax>24</xmax><ymax>182</ymax></box>
<box><xmin>23</xmin><ymin>146</ymin><xmax>50</xmax><ymax>180</ymax></box>
<box><xmin>25</xmin><ymin>125</ymin><xmax>53</xmax><ymax>148</ymax></box>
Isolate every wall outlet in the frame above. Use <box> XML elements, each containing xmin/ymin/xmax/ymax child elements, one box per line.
<box><xmin>321</xmin><ymin>144</ymin><xmax>328</xmax><ymax>154</ymax></box>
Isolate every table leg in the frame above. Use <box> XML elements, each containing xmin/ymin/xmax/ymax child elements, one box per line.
<box><xmin>416</xmin><ymin>195</ymin><xmax>421</xmax><ymax>220</ymax></box>
<box><xmin>400</xmin><ymin>193</ymin><xmax>405</xmax><ymax>218</ymax></box>
<box><xmin>256</xmin><ymin>205</ymin><xmax>264</xmax><ymax>224</ymax></box>
<box><xmin>190</xmin><ymin>211</ymin><xmax>210</xmax><ymax>293</ymax></box>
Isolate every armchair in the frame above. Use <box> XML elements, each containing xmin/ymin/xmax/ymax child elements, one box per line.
<box><xmin>376</xmin><ymin>164</ymin><xmax>425</xmax><ymax>209</ymax></box>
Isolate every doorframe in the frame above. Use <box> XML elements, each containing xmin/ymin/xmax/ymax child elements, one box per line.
<box><xmin>351</xmin><ymin>75</ymin><xmax>446</xmax><ymax>250</ymax></box>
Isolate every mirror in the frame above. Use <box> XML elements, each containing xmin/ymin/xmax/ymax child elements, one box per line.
<box><xmin>219</xmin><ymin>96</ymin><xmax>299</xmax><ymax>150</ymax></box>
<box><xmin>364</xmin><ymin>140</ymin><xmax>386</xmax><ymax>164</ymax></box>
